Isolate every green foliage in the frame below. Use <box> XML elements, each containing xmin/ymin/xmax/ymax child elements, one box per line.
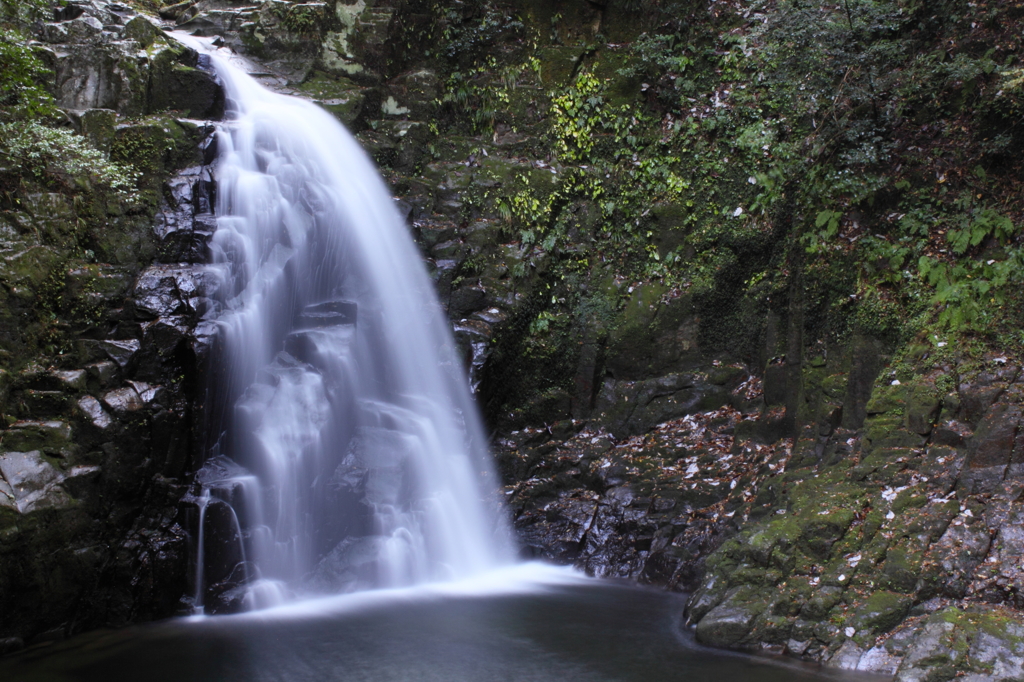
<box><xmin>0</xmin><ymin>28</ymin><xmax>56</xmax><ymax>119</ymax></box>
<box><xmin>946</xmin><ymin>207</ymin><xmax>1015</xmax><ymax>256</ymax></box>
<box><xmin>0</xmin><ymin>122</ymin><xmax>140</xmax><ymax>199</ymax></box>
<box><xmin>617</xmin><ymin>32</ymin><xmax>693</xmax><ymax>81</ymax></box>
<box><xmin>1</xmin><ymin>0</ymin><xmax>49</xmax><ymax>24</ymax></box>
<box><xmin>0</xmin><ymin>7</ymin><xmax>140</xmax><ymax>200</ymax></box>
<box><xmin>440</xmin><ymin>56</ymin><xmax>540</xmax><ymax>134</ymax></box>
<box><xmin>269</xmin><ymin>2</ymin><xmax>323</xmax><ymax>36</ymax></box>
<box><xmin>433</xmin><ymin>1</ymin><xmax>525</xmax><ymax>65</ymax></box>
<box><xmin>917</xmin><ymin>206</ymin><xmax>1022</xmax><ymax>331</ymax></box>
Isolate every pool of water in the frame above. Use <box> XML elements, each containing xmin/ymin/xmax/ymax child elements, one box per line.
<box><xmin>1</xmin><ymin>566</ymin><xmax>885</xmax><ymax>682</ymax></box>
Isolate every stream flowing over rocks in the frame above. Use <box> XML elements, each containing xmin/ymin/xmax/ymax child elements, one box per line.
<box><xmin>3</xmin><ymin>1</ymin><xmax>1024</xmax><ymax>680</ymax></box>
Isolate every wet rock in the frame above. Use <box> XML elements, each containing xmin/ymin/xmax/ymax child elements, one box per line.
<box><xmin>0</xmin><ymin>637</ymin><xmax>25</xmax><ymax>655</ymax></box>
<box><xmin>962</xmin><ymin>404</ymin><xmax>1020</xmax><ymax>493</ymax></box>
<box><xmin>307</xmin><ymin>536</ymin><xmax>387</xmax><ymax>594</ymax></box>
<box><xmin>53</xmin><ymin>369</ymin><xmax>88</xmax><ymax>391</ymax></box>
<box><xmin>131</xmin><ymin>264</ymin><xmax>217</xmax><ymax>322</ymax></box>
<box><xmin>98</xmin><ymin>339</ymin><xmax>141</xmax><ymax>368</ymax></box>
<box><xmin>1</xmin><ymin>420</ymin><xmax>73</xmax><ymax>453</ymax></box>
<box><xmin>931</xmin><ymin>521</ymin><xmax>991</xmax><ymax>597</ymax></box>
<box><xmin>597</xmin><ymin>373</ymin><xmax>715</xmax><ymax>438</ymax></box>
<box><xmin>894</xmin><ymin>617</ymin><xmax>961</xmax><ymax>682</ymax></box>
<box><xmin>149</xmin><ymin>51</ymin><xmax>225</xmax><ymax>119</ymax></box>
<box><xmin>966</xmin><ymin>622</ymin><xmax>1024</xmax><ymax>680</ymax></box>
<box><xmin>298</xmin><ymin>300</ymin><xmax>358</xmax><ymax>328</ymax></box>
<box><xmin>0</xmin><ymin>450</ymin><xmax>73</xmax><ymax>514</ymax></box>
<box><xmin>828</xmin><ymin>640</ymin><xmax>864</xmax><ymax>669</ymax></box>
<box><xmin>205</xmin><ymin>562</ymin><xmax>258</xmax><ymax>615</ymax></box>
<box><xmin>62</xmin><ymin>465</ymin><xmax>102</xmax><ymax>498</ymax></box>
<box><xmin>102</xmin><ymin>386</ymin><xmax>146</xmax><ymax>414</ymax></box>
<box><xmin>856</xmin><ymin>645</ymin><xmax>901</xmax><ymax>675</ymax></box>
<box><xmin>447</xmin><ymin>285</ymin><xmax>488</xmax><ymax>318</ymax></box>
<box><xmin>847</xmin><ymin>591</ymin><xmax>913</xmax><ymax>635</ymax></box>
<box><xmin>86</xmin><ymin>360</ymin><xmax>119</xmax><ymax>387</ymax></box>
<box><xmin>696</xmin><ymin>587</ymin><xmax>764</xmax><ymax>648</ymax></box>
<box><xmin>198</xmin><ymin>498</ymin><xmax>245</xmax><ymax>587</ymax></box>
<box><xmin>78</xmin><ymin>395</ymin><xmax>112</xmax><ymax>430</ymax></box>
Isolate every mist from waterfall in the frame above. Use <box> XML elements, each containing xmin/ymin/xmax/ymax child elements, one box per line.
<box><xmin>177</xmin><ymin>35</ymin><xmax>514</xmax><ymax>612</ymax></box>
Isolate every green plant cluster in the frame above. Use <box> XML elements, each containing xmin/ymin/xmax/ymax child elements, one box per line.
<box><xmin>268</xmin><ymin>0</ymin><xmax>323</xmax><ymax>37</ymax></box>
<box><xmin>0</xmin><ymin>4</ymin><xmax>141</xmax><ymax>202</ymax></box>
<box><xmin>432</xmin><ymin>1</ymin><xmax>525</xmax><ymax>66</ymax></box>
<box><xmin>420</xmin><ymin>0</ymin><xmax>1024</xmax><ymax>420</ymax></box>
<box><xmin>440</xmin><ymin>55</ymin><xmax>540</xmax><ymax>134</ymax></box>
<box><xmin>2</xmin><ymin>122</ymin><xmax>140</xmax><ymax>198</ymax></box>
<box><xmin>618</xmin><ymin>0</ymin><xmax>1024</xmax><ymax>348</ymax></box>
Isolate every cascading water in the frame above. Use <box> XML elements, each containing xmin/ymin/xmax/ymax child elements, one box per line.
<box><xmin>177</xmin><ymin>36</ymin><xmax>513</xmax><ymax>613</ymax></box>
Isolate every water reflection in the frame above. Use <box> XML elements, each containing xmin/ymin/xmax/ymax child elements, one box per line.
<box><xmin>2</xmin><ymin>568</ymin><xmax>885</xmax><ymax>682</ymax></box>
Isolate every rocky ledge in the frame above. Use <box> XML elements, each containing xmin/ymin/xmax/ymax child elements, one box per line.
<box><xmin>499</xmin><ymin>352</ymin><xmax>1024</xmax><ymax>680</ymax></box>
<box><xmin>1</xmin><ymin>0</ymin><xmax>225</xmax><ymax>647</ymax></box>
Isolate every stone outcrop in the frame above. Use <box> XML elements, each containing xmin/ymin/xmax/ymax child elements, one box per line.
<box><xmin>0</xmin><ymin>0</ymin><xmax>224</xmax><ymax>646</ymax></box>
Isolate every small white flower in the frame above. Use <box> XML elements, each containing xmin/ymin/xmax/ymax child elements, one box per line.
<box><xmin>733</xmin><ymin>206</ymin><xmax>744</xmax><ymax>217</ymax></box>
<box><xmin>891</xmin><ymin>379</ymin><xmax>901</xmax><ymax>386</ymax></box>
<box><xmin>748</xmin><ymin>176</ymin><xmax>757</xmax><ymax>185</ymax></box>
<box><xmin>886</xmin><ymin>510</ymin><xmax>895</xmax><ymax>520</ymax></box>
<box><xmin>937</xmin><ymin>342</ymin><xmax>947</xmax><ymax>347</ymax></box>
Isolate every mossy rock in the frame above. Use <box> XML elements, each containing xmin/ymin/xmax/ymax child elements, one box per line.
<box><xmin>865</xmin><ymin>383</ymin><xmax>909</xmax><ymax>416</ymax></box>
<box><xmin>878</xmin><ymin>537</ymin><xmax>926</xmax><ymax>593</ymax></box>
<box><xmin>863</xmin><ymin>416</ymin><xmax>925</xmax><ymax>452</ymax></box>
<box><xmin>124</xmin><ymin>15</ymin><xmax>160</xmax><ymax>50</ymax></box>
<box><xmin>591</xmin><ymin>50</ymin><xmax>642</xmax><ymax>107</ymax></box>
<box><xmin>800</xmin><ymin>585</ymin><xmax>843</xmax><ymax>620</ymax></box>
<box><xmin>147</xmin><ymin>42</ymin><xmax>224</xmax><ymax>118</ymax></box>
<box><xmin>537</xmin><ymin>47</ymin><xmax>586</xmax><ymax>88</ymax></box>
<box><xmin>904</xmin><ymin>383</ymin><xmax>941</xmax><ymax>436</ymax></box>
<box><xmin>111</xmin><ymin>118</ymin><xmax>205</xmax><ymax>181</ymax></box>
<box><xmin>741</xmin><ymin>514</ymin><xmax>801</xmax><ymax>566</ymax></box>
<box><xmin>297</xmin><ymin>71</ymin><xmax>367</xmax><ymax>127</ymax></box>
<box><xmin>847</xmin><ymin>590</ymin><xmax>913</xmax><ymax>635</ymax></box>
<box><xmin>605</xmin><ymin>284</ymin><xmax>701</xmax><ymax>380</ymax></box>
<box><xmin>695</xmin><ymin>585</ymin><xmax>766</xmax><ymax>648</ymax></box>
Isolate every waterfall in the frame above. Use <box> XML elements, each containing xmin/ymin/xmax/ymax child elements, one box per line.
<box><xmin>176</xmin><ymin>36</ymin><xmax>513</xmax><ymax>613</ymax></box>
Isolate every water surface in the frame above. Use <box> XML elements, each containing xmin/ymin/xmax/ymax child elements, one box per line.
<box><xmin>2</xmin><ymin>567</ymin><xmax>885</xmax><ymax>682</ymax></box>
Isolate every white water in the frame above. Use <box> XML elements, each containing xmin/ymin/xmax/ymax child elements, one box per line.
<box><xmin>177</xmin><ymin>35</ymin><xmax>513</xmax><ymax>610</ymax></box>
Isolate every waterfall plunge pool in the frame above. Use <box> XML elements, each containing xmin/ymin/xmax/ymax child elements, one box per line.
<box><xmin>2</xmin><ymin>565</ymin><xmax>884</xmax><ymax>682</ymax></box>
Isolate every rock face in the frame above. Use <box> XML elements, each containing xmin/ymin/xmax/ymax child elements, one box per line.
<box><xmin>0</xmin><ymin>0</ymin><xmax>225</xmax><ymax>645</ymax></box>
<box><xmin>214</xmin><ymin>3</ymin><xmax>1024</xmax><ymax>679</ymax></box>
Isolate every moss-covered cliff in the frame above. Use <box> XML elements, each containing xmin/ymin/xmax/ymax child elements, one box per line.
<box><xmin>0</xmin><ymin>0</ymin><xmax>223</xmax><ymax>648</ymax></box>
